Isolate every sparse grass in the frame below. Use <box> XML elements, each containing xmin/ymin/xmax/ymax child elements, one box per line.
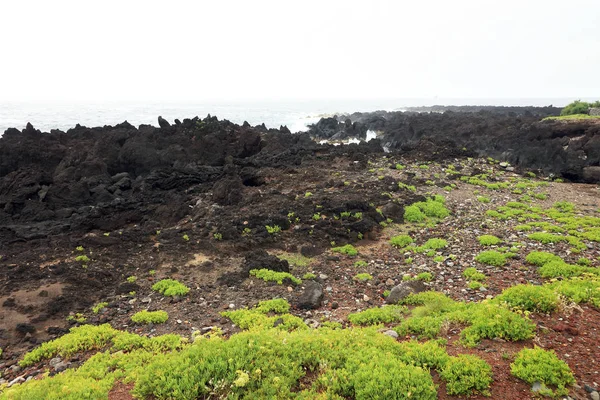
<box><xmin>543</xmin><ymin>114</ymin><xmax>600</xmax><ymax>121</ymax></box>
<box><xmin>276</xmin><ymin>252</ymin><xmax>312</xmax><ymax>268</ymax></box>
<box><xmin>477</xmin><ymin>196</ymin><xmax>491</xmax><ymax>203</ymax></box>
<box><xmin>92</xmin><ymin>302</ymin><xmax>108</xmax><ymax>314</ymax></box>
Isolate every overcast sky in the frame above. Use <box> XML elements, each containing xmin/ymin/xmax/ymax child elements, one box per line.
<box><xmin>1</xmin><ymin>0</ymin><xmax>598</xmax><ymax>102</ymax></box>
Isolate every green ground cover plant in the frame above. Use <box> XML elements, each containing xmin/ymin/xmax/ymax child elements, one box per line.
<box><xmin>394</xmin><ymin>292</ymin><xmax>535</xmax><ymax>347</ymax></box>
<box><xmin>152</xmin><ymin>279</ymin><xmax>190</xmax><ymax>297</ymax></box>
<box><xmin>249</xmin><ymin>269</ymin><xmax>302</xmax><ymax>285</ymax></box>
<box><xmin>348</xmin><ymin>305</ymin><xmax>407</xmax><ymax>325</ymax></box>
<box><xmin>131</xmin><ymin>310</ymin><xmax>169</xmax><ymax>324</ymax></box>
<box><xmin>475</xmin><ymin>250</ymin><xmax>507</xmax><ymax>266</ymax></box>
<box><xmin>331</xmin><ymin>244</ymin><xmax>358</xmax><ymax>256</ymax></box>
<box><xmin>477</xmin><ymin>235</ymin><xmax>502</xmax><ymax>246</ymax></box>
<box><xmin>511</xmin><ymin>347</ymin><xmax>575</xmax><ymax>396</ymax></box>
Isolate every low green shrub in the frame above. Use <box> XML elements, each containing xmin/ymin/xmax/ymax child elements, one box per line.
<box><xmin>353</xmin><ymin>273</ymin><xmax>373</xmax><ymax>282</ymax></box>
<box><xmin>475</xmin><ymin>250</ymin><xmax>507</xmax><ymax>266</ymax></box>
<box><xmin>477</xmin><ymin>235</ymin><xmax>502</xmax><ymax>246</ymax></box>
<box><xmin>440</xmin><ymin>355</ymin><xmax>493</xmax><ymax>396</ymax></box>
<box><xmin>389</xmin><ymin>234</ymin><xmax>414</xmax><ymax>248</ymax></box>
<box><xmin>511</xmin><ymin>347</ymin><xmax>575</xmax><ymax>396</ymax></box>
<box><xmin>331</xmin><ymin>244</ymin><xmax>358</xmax><ymax>256</ymax></box>
<box><xmin>131</xmin><ymin>310</ymin><xmax>168</xmax><ymax>324</ymax></box>
<box><xmin>528</xmin><ymin>232</ymin><xmax>566</xmax><ymax>244</ymax></box>
<box><xmin>494</xmin><ymin>285</ymin><xmax>559</xmax><ymax>313</ymax></box>
<box><xmin>348</xmin><ymin>305</ymin><xmax>407</xmax><ymax>325</ymax></box>
<box><xmin>151</xmin><ymin>279</ymin><xmax>190</xmax><ymax>297</ymax></box>
<box><xmin>463</xmin><ymin>267</ymin><xmax>486</xmax><ymax>282</ymax></box>
<box><xmin>395</xmin><ymin>291</ymin><xmax>535</xmax><ymax>346</ymax></box>
<box><xmin>249</xmin><ymin>269</ymin><xmax>302</xmax><ymax>285</ymax></box>
<box><xmin>525</xmin><ymin>251</ymin><xmax>562</xmax><ymax>266</ymax></box>
<box><xmin>416</xmin><ymin>272</ymin><xmax>433</xmax><ymax>282</ymax></box>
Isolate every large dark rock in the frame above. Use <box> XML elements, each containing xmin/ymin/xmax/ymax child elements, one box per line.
<box><xmin>296</xmin><ymin>281</ymin><xmax>324</xmax><ymax>309</ymax></box>
<box><xmin>385</xmin><ymin>281</ymin><xmax>427</xmax><ymax>304</ymax></box>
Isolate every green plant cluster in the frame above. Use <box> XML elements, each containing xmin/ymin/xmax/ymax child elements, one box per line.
<box><xmin>277</xmin><ymin>252</ymin><xmax>312</xmax><ymax>268</ymax></box>
<box><xmin>389</xmin><ymin>234</ymin><xmax>414</xmax><ymax>248</ymax></box>
<box><xmin>131</xmin><ymin>310</ymin><xmax>169</xmax><ymax>324</ymax></box>
<box><xmin>152</xmin><ymin>279</ymin><xmax>190</xmax><ymax>297</ymax></box>
<box><xmin>510</xmin><ymin>347</ymin><xmax>575</xmax><ymax>396</ymax></box>
<box><xmin>404</xmin><ymin>196</ymin><xmax>450</xmax><ymax>223</ymax></box>
<box><xmin>353</xmin><ymin>273</ymin><xmax>373</xmax><ymax>282</ymax></box>
<box><xmin>5</xmin><ymin>304</ymin><xmax>499</xmax><ymax>399</ymax></box>
<box><xmin>348</xmin><ymin>305</ymin><xmax>407</xmax><ymax>325</ymax></box>
<box><xmin>394</xmin><ymin>292</ymin><xmax>535</xmax><ymax>347</ymax></box>
<box><xmin>494</xmin><ymin>285</ymin><xmax>559</xmax><ymax>313</ymax></box>
<box><xmin>487</xmin><ymin>201</ymin><xmax>600</xmax><ymax>252</ymax></box>
<box><xmin>475</xmin><ymin>250</ymin><xmax>507</xmax><ymax>266</ymax></box>
<box><xmin>559</xmin><ymin>99</ymin><xmax>600</xmax><ymax>116</ymax></box>
<box><xmin>249</xmin><ymin>269</ymin><xmax>302</xmax><ymax>285</ymax></box>
<box><xmin>331</xmin><ymin>244</ymin><xmax>358</xmax><ymax>256</ymax></box>
<box><xmin>525</xmin><ymin>251</ymin><xmax>600</xmax><ymax>279</ymax></box>
<box><xmin>477</xmin><ymin>234</ymin><xmax>502</xmax><ymax>246</ymax></box>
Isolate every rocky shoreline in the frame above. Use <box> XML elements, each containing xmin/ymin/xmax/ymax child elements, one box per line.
<box><xmin>0</xmin><ymin>108</ymin><xmax>599</xmax><ymax>399</ymax></box>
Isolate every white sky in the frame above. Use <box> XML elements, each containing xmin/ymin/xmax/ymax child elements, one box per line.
<box><xmin>0</xmin><ymin>0</ymin><xmax>598</xmax><ymax>101</ymax></box>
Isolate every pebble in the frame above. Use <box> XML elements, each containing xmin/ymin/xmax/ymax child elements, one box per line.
<box><xmin>591</xmin><ymin>392</ymin><xmax>600</xmax><ymax>400</ymax></box>
<box><xmin>383</xmin><ymin>330</ymin><xmax>399</xmax><ymax>339</ymax></box>
<box><xmin>319</xmin><ymin>274</ymin><xmax>329</xmax><ymax>280</ymax></box>
<box><xmin>363</xmin><ymin>294</ymin><xmax>370</xmax><ymax>302</ymax></box>
<box><xmin>176</xmin><ymin>319</ymin><xmax>182</xmax><ymax>324</ymax></box>
<box><xmin>228</xmin><ymin>303</ymin><xmax>235</xmax><ymax>309</ymax></box>
<box><xmin>141</xmin><ymin>297</ymin><xmax>152</xmax><ymax>303</ymax></box>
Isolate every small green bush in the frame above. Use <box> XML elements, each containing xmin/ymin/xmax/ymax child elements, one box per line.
<box><xmin>525</xmin><ymin>251</ymin><xmax>562</xmax><ymax>266</ymax></box>
<box><xmin>422</xmin><ymin>238</ymin><xmax>448</xmax><ymax>250</ymax></box>
<box><xmin>528</xmin><ymin>232</ymin><xmax>566</xmax><ymax>244</ymax></box>
<box><xmin>353</xmin><ymin>273</ymin><xmax>373</xmax><ymax>282</ymax></box>
<box><xmin>476</xmin><ymin>196</ymin><xmax>491</xmax><ymax>203</ymax></box>
<box><xmin>131</xmin><ymin>310</ymin><xmax>168</xmax><ymax>324</ymax></box>
<box><xmin>390</xmin><ymin>234</ymin><xmax>414</xmax><ymax>248</ymax></box>
<box><xmin>511</xmin><ymin>347</ymin><xmax>575</xmax><ymax>396</ymax></box>
<box><xmin>249</xmin><ymin>269</ymin><xmax>302</xmax><ymax>285</ymax></box>
<box><xmin>152</xmin><ymin>279</ymin><xmax>190</xmax><ymax>297</ymax></box>
<box><xmin>475</xmin><ymin>250</ymin><xmax>507</xmax><ymax>266</ymax></box>
<box><xmin>92</xmin><ymin>302</ymin><xmax>108</xmax><ymax>314</ymax></box>
<box><xmin>477</xmin><ymin>235</ymin><xmax>502</xmax><ymax>246</ymax></box>
<box><xmin>265</xmin><ymin>225</ymin><xmax>282</xmax><ymax>234</ymax></box>
<box><xmin>348</xmin><ymin>305</ymin><xmax>407</xmax><ymax>325</ymax></box>
<box><xmin>495</xmin><ymin>285</ymin><xmax>559</xmax><ymax>313</ymax></box>
<box><xmin>416</xmin><ymin>272</ymin><xmax>433</xmax><ymax>282</ymax></box>
<box><xmin>331</xmin><ymin>244</ymin><xmax>358</xmax><ymax>256</ymax></box>
<box><xmin>463</xmin><ymin>267</ymin><xmax>486</xmax><ymax>282</ymax></box>
<box><xmin>404</xmin><ymin>204</ymin><xmax>426</xmax><ymax>222</ymax></box>
<box><xmin>440</xmin><ymin>355</ymin><xmax>493</xmax><ymax>396</ymax></box>
<box><xmin>354</xmin><ymin>260</ymin><xmax>368</xmax><ymax>268</ymax></box>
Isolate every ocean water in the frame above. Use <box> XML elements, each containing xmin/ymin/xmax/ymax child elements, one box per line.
<box><xmin>0</xmin><ymin>98</ymin><xmax>578</xmax><ymax>135</ymax></box>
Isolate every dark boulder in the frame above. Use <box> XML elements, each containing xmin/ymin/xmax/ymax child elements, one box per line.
<box><xmin>385</xmin><ymin>281</ymin><xmax>427</xmax><ymax>304</ymax></box>
<box><xmin>296</xmin><ymin>281</ymin><xmax>324</xmax><ymax>310</ymax></box>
